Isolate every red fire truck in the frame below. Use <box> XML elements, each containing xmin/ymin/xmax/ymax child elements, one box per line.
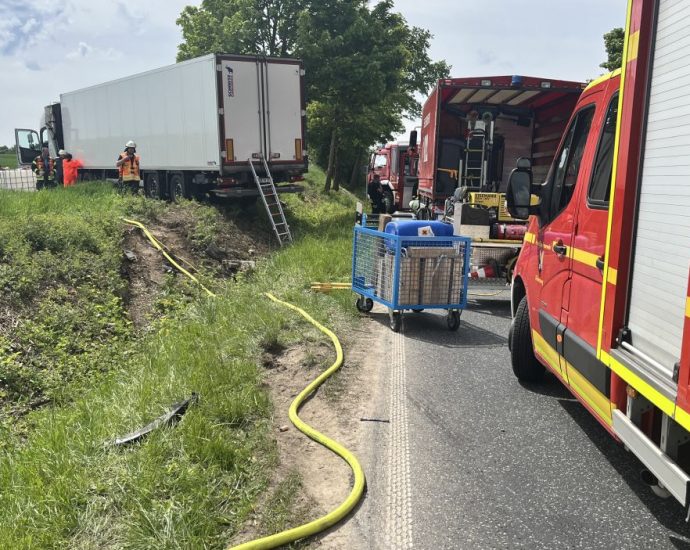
<box><xmin>367</xmin><ymin>137</ymin><xmax>419</xmax><ymax>213</ymax></box>
<box><xmin>507</xmin><ymin>0</ymin><xmax>690</xmax><ymax>510</ymax></box>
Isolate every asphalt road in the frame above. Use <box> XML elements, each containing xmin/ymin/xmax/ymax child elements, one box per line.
<box><xmin>353</xmin><ymin>297</ymin><xmax>690</xmax><ymax>550</ymax></box>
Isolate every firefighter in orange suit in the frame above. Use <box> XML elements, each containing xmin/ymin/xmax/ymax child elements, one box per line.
<box><xmin>116</xmin><ymin>140</ymin><xmax>141</xmax><ymax>193</ymax></box>
<box><xmin>32</xmin><ymin>146</ymin><xmax>56</xmax><ymax>190</ymax></box>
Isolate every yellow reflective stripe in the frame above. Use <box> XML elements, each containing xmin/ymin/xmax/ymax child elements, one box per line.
<box><xmin>532</xmin><ymin>330</ymin><xmax>564</xmax><ymax>378</ymax></box>
<box><xmin>600</xmin><ymin>350</ymin><xmax>676</xmax><ymax>417</ymax></box>
<box><xmin>565</xmin><ymin>360</ymin><xmax>613</xmax><ymax>426</ymax></box>
<box><xmin>583</xmin><ymin>68</ymin><xmax>622</xmax><ymax>94</ymax></box>
<box><xmin>686</xmin><ymin>297</ymin><xmax>690</xmax><ymax>318</ymax></box>
<box><xmin>598</xmin><ymin>0</ymin><xmax>635</xmax><ymax>358</ymax></box>
<box><xmin>628</xmin><ymin>31</ymin><xmax>640</xmax><ymax>63</ymax></box>
<box><xmin>674</xmin><ymin>407</ymin><xmax>690</xmax><ymax>433</ymax></box>
<box><xmin>524</xmin><ymin>232</ymin><xmax>536</xmax><ymax>244</ymax></box>
<box><xmin>607</xmin><ymin>267</ymin><xmax>617</xmax><ymax>286</ymax></box>
<box><xmin>570</xmin><ymin>246</ymin><xmax>599</xmax><ymax>268</ymax></box>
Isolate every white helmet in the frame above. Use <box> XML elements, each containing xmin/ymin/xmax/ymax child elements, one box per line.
<box><xmin>58</xmin><ymin>149</ymin><xmax>66</xmax><ymax>156</ymax></box>
<box><xmin>125</xmin><ymin>140</ymin><xmax>136</xmax><ymax>148</ymax></box>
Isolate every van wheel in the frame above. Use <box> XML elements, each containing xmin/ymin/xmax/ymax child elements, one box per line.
<box><xmin>510</xmin><ymin>296</ymin><xmax>545</xmax><ymax>382</ymax></box>
<box><xmin>383</xmin><ymin>190</ymin><xmax>394</xmax><ymax>214</ymax></box>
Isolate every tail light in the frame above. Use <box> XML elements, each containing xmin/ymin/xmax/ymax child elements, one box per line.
<box><xmin>225</xmin><ymin>139</ymin><xmax>234</xmax><ymax>161</ymax></box>
<box><xmin>295</xmin><ymin>139</ymin><xmax>303</xmax><ymax>161</ymax></box>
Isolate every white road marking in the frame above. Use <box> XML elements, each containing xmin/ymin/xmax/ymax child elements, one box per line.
<box><xmin>385</xmin><ymin>327</ymin><xmax>413</xmax><ymax>549</ymax></box>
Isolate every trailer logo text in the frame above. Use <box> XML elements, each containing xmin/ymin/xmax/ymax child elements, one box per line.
<box><xmin>226</xmin><ymin>66</ymin><xmax>235</xmax><ymax>97</ymax></box>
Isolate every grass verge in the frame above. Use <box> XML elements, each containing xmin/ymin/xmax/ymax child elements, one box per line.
<box><xmin>0</xmin><ymin>169</ymin><xmax>358</xmax><ymax>548</ymax></box>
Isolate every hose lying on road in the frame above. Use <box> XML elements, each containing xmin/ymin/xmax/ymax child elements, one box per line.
<box><xmin>122</xmin><ymin>218</ymin><xmax>216</xmax><ymax>297</ymax></box>
<box><xmin>230</xmin><ymin>293</ymin><xmax>366</xmax><ymax>550</ymax></box>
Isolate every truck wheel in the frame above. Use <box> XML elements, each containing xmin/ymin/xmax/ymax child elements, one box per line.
<box><xmin>383</xmin><ymin>190</ymin><xmax>394</xmax><ymax>214</ymax></box>
<box><xmin>169</xmin><ymin>173</ymin><xmax>186</xmax><ymax>202</ymax></box>
<box><xmin>145</xmin><ymin>172</ymin><xmax>163</xmax><ymax>199</ymax></box>
<box><xmin>510</xmin><ymin>296</ymin><xmax>545</xmax><ymax>382</ymax></box>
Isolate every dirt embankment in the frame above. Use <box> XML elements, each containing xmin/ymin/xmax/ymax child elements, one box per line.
<box><xmin>121</xmin><ymin>203</ymin><xmax>271</xmax><ymax>329</ymax></box>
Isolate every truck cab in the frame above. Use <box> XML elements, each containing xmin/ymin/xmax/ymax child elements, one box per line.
<box><xmin>367</xmin><ymin>139</ymin><xmax>419</xmax><ymax>213</ymax></box>
<box><xmin>508</xmin><ymin>0</ymin><xmax>690</xmax><ymax>510</ymax></box>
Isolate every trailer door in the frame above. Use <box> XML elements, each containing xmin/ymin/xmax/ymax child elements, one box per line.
<box><xmin>221</xmin><ymin>58</ymin><xmax>263</xmax><ymax>162</ymax></box>
<box><xmin>264</xmin><ymin>61</ymin><xmax>304</xmax><ymax>162</ymax></box>
<box><xmin>626</xmin><ymin>0</ymin><xmax>690</xmax><ymax>378</ymax></box>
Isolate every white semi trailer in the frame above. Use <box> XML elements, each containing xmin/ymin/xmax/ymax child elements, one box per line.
<box><xmin>14</xmin><ymin>53</ymin><xmax>307</xmax><ymax>200</ymax></box>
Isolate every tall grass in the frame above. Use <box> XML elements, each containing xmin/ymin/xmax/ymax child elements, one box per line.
<box><xmin>0</xmin><ymin>173</ymin><xmax>359</xmax><ymax>548</ymax></box>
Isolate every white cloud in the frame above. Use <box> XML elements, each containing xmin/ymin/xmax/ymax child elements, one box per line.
<box><xmin>66</xmin><ymin>41</ymin><xmax>92</xmax><ymax>59</ymax></box>
<box><xmin>0</xmin><ymin>0</ymin><xmax>195</xmax><ymax>145</ymax></box>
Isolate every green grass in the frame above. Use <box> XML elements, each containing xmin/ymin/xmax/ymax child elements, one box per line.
<box><xmin>0</xmin><ymin>152</ymin><xmax>17</xmax><ymax>169</ymax></box>
<box><xmin>0</xmin><ymin>172</ymin><xmax>358</xmax><ymax>548</ymax></box>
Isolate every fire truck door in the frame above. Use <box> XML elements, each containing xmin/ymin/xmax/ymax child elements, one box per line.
<box><xmin>561</xmin><ymin>91</ymin><xmax>618</xmax><ymax>423</ymax></box>
<box><xmin>535</xmin><ymin>105</ymin><xmax>596</xmax><ymax>381</ymax></box>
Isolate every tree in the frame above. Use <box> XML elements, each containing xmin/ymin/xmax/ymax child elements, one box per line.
<box><xmin>297</xmin><ymin>0</ymin><xmax>448</xmax><ymax>190</ymax></box>
<box><xmin>601</xmin><ymin>27</ymin><xmax>624</xmax><ymax>72</ymax></box>
<box><xmin>176</xmin><ymin>0</ymin><xmax>305</xmax><ymax>61</ymax></box>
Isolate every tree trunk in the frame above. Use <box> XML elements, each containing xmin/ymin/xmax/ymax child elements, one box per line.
<box><xmin>324</xmin><ymin>127</ymin><xmax>337</xmax><ymax>192</ymax></box>
<box><xmin>333</xmin><ymin>146</ymin><xmax>340</xmax><ymax>191</ymax></box>
<box><xmin>349</xmin><ymin>151</ymin><xmax>363</xmax><ymax>190</ymax></box>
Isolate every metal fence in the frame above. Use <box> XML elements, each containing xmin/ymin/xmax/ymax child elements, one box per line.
<box><xmin>352</xmin><ymin>225</ymin><xmax>472</xmax><ymax>310</ymax></box>
<box><xmin>0</xmin><ymin>168</ymin><xmax>36</xmax><ymax>191</ymax></box>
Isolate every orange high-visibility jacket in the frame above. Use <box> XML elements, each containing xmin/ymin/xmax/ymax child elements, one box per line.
<box><xmin>118</xmin><ymin>153</ymin><xmax>141</xmax><ymax>182</ymax></box>
<box><xmin>63</xmin><ymin>158</ymin><xmax>83</xmax><ymax>186</ymax></box>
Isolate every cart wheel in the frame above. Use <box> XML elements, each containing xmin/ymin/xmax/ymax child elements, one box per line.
<box><xmin>356</xmin><ymin>296</ymin><xmax>374</xmax><ymax>313</ymax></box>
<box><xmin>389</xmin><ymin>311</ymin><xmax>402</xmax><ymax>332</ymax></box>
<box><xmin>411</xmin><ymin>308</ymin><xmax>424</xmax><ymax>313</ymax></box>
<box><xmin>447</xmin><ymin>310</ymin><xmax>461</xmax><ymax>331</ymax></box>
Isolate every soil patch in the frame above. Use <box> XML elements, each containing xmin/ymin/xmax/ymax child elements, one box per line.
<box><xmin>229</xmin><ymin>315</ymin><xmax>388</xmax><ymax>548</ymax></box>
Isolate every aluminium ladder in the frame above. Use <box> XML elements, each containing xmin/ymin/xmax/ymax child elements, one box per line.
<box><xmin>463</xmin><ymin>130</ymin><xmax>486</xmax><ymax>189</ymax></box>
<box><xmin>249</xmin><ymin>157</ymin><xmax>293</xmax><ymax>246</ymax></box>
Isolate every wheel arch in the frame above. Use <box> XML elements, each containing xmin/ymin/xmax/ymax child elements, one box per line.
<box><xmin>511</xmin><ymin>275</ymin><xmax>526</xmax><ymax>318</ymax></box>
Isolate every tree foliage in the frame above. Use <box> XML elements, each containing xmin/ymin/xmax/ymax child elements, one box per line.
<box><xmin>176</xmin><ymin>0</ymin><xmax>449</xmax><ymax>190</ymax></box>
<box><xmin>600</xmin><ymin>27</ymin><xmax>625</xmax><ymax>72</ymax></box>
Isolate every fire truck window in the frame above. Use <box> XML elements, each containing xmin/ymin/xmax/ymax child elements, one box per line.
<box><xmin>549</xmin><ymin>106</ymin><xmax>595</xmax><ymax>220</ymax></box>
<box><xmin>374</xmin><ymin>154</ymin><xmax>388</xmax><ymax>168</ymax></box>
<box><xmin>588</xmin><ymin>94</ymin><xmax>618</xmax><ymax>208</ymax></box>
<box><xmin>391</xmin><ymin>148</ymin><xmax>399</xmax><ymax>176</ymax></box>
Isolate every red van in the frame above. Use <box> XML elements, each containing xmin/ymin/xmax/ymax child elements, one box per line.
<box><xmin>507</xmin><ymin>0</ymin><xmax>690</xmax><ymax>510</ymax></box>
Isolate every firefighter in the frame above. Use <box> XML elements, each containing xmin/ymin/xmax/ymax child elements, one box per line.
<box><xmin>32</xmin><ymin>146</ymin><xmax>56</xmax><ymax>190</ymax></box>
<box><xmin>62</xmin><ymin>153</ymin><xmax>83</xmax><ymax>187</ymax></box>
<box><xmin>55</xmin><ymin>149</ymin><xmax>67</xmax><ymax>186</ymax></box>
<box><xmin>367</xmin><ymin>174</ymin><xmax>385</xmax><ymax>214</ymax></box>
<box><xmin>116</xmin><ymin>140</ymin><xmax>141</xmax><ymax>193</ymax></box>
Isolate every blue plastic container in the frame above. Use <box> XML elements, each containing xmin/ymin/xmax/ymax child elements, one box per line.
<box><xmin>384</xmin><ymin>220</ymin><xmax>453</xmax><ymax>237</ymax></box>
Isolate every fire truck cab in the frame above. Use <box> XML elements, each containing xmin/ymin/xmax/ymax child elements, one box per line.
<box><xmin>508</xmin><ymin>0</ymin><xmax>690</xmax><ymax>510</ymax></box>
<box><xmin>367</xmin><ymin>137</ymin><xmax>419</xmax><ymax>213</ymax></box>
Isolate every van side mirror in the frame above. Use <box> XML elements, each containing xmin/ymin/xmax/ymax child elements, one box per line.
<box><xmin>506</xmin><ymin>157</ymin><xmax>540</xmax><ymax>220</ymax></box>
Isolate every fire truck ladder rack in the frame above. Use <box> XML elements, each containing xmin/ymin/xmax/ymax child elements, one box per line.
<box><xmin>464</xmin><ymin>130</ymin><xmax>486</xmax><ymax>189</ymax></box>
<box><xmin>249</xmin><ymin>156</ymin><xmax>292</xmax><ymax>246</ymax></box>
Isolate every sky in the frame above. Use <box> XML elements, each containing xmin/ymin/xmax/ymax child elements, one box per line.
<box><xmin>0</xmin><ymin>0</ymin><xmax>625</xmax><ymax>147</ymax></box>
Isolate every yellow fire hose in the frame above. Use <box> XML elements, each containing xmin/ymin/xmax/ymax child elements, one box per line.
<box><xmin>230</xmin><ymin>293</ymin><xmax>366</xmax><ymax>549</ymax></box>
<box><xmin>122</xmin><ymin>220</ymin><xmax>365</xmax><ymax>548</ymax></box>
<box><xmin>122</xmin><ymin>218</ymin><xmax>217</xmax><ymax>298</ymax></box>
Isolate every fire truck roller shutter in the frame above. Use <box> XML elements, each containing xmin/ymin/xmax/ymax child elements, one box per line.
<box><xmin>626</xmin><ymin>0</ymin><xmax>690</xmax><ymax>379</ymax></box>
